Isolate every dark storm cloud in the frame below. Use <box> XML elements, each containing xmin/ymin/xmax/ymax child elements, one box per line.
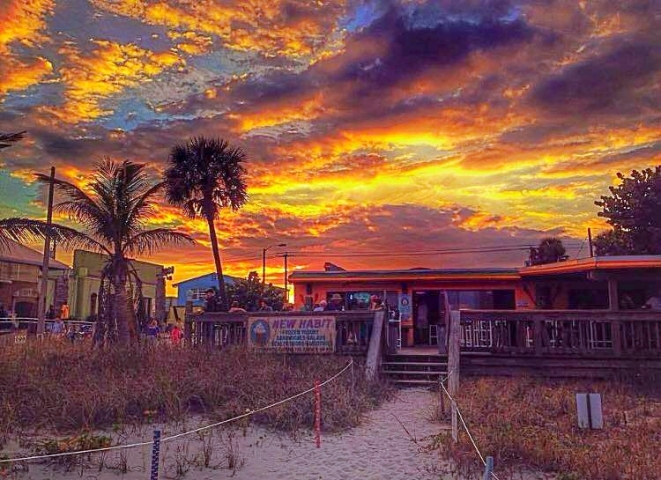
<box><xmin>531</xmin><ymin>39</ymin><xmax>661</xmax><ymax>116</ymax></box>
<box><xmin>332</xmin><ymin>3</ymin><xmax>535</xmax><ymax>91</ymax></box>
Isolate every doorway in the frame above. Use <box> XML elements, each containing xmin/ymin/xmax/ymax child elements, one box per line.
<box><xmin>413</xmin><ymin>291</ymin><xmax>445</xmax><ymax>345</ymax></box>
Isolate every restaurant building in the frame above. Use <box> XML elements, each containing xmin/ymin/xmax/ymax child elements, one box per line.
<box><xmin>289</xmin><ymin>256</ymin><xmax>661</xmax><ymax>347</ymax></box>
<box><xmin>0</xmin><ymin>239</ymin><xmax>69</xmax><ymax>317</ymax></box>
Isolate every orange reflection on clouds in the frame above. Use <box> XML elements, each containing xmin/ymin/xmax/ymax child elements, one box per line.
<box><xmin>232</xmin><ymin>93</ymin><xmax>328</xmax><ymax>132</ymax></box>
<box><xmin>40</xmin><ymin>40</ymin><xmax>183</xmax><ymax>122</ymax></box>
<box><xmin>91</xmin><ymin>0</ymin><xmax>349</xmax><ymax>59</ymax></box>
<box><xmin>0</xmin><ymin>0</ymin><xmax>54</xmax><ymax>97</ymax></box>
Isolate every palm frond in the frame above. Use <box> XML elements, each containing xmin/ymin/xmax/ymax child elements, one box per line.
<box><xmin>0</xmin><ymin>131</ymin><xmax>26</xmax><ymax>150</ymax></box>
<box><xmin>0</xmin><ymin>218</ymin><xmax>109</xmax><ymax>254</ymax></box>
<box><xmin>122</xmin><ymin>228</ymin><xmax>194</xmax><ymax>256</ymax></box>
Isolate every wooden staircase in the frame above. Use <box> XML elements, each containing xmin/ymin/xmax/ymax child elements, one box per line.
<box><xmin>381</xmin><ymin>353</ymin><xmax>448</xmax><ymax>387</ymax></box>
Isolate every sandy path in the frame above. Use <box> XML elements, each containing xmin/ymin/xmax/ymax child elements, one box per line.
<box><xmin>3</xmin><ymin>388</ymin><xmax>449</xmax><ymax>480</ymax></box>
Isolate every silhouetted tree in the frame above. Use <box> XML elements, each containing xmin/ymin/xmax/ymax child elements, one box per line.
<box><xmin>164</xmin><ymin>137</ymin><xmax>248</xmax><ymax>311</ymax></box>
<box><xmin>226</xmin><ymin>271</ymin><xmax>286</xmax><ymax>312</ymax></box>
<box><xmin>36</xmin><ymin>159</ymin><xmax>193</xmax><ymax>344</ymax></box>
<box><xmin>595</xmin><ymin>166</ymin><xmax>661</xmax><ymax>255</ymax></box>
<box><xmin>530</xmin><ymin>237</ymin><xmax>567</xmax><ymax>265</ymax></box>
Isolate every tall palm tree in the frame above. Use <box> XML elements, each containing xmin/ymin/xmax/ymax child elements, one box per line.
<box><xmin>164</xmin><ymin>137</ymin><xmax>248</xmax><ymax>311</ymax></box>
<box><xmin>36</xmin><ymin>158</ymin><xmax>193</xmax><ymax>343</ymax></box>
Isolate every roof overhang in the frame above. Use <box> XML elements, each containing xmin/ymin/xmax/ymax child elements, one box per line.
<box><xmin>519</xmin><ymin>256</ymin><xmax>661</xmax><ymax>277</ymax></box>
<box><xmin>290</xmin><ymin>268</ymin><xmax>520</xmax><ymax>284</ymax></box>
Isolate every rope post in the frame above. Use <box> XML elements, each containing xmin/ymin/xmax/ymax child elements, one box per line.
<box><xmin>482</xmin><ymin>456</ymin><xmax>494</xmax><ymax>480</ymax></box>
<box><xmin>150</xmin><ymin>429</ymin><xmax>161</xmax><ymax>480</ymax></box>
<box><xmin>350</xmin><ymin>360</ymin><xmax>355</xmax><ymax>398</ymax></box>
<box><xmin>448</xmin><ymin>310</ymin><xmax>461</xmax><ymax>443</ymax></box>
<box><xmin>314</xmin><ymin>380</ymin><xmax>321</xmax><ymax>448</ymax></box>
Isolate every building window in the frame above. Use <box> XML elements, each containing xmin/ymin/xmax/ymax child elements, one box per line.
<box><xmin>187</xmin><ymin>288</ymin><xmax>209</xmax><ymax>301</ymax></box>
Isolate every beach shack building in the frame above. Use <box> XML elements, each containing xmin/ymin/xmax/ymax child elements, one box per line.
<box><xmin>0</xmin><ymin>239</ymin><xmax>69</xmax><ymax>318</ymax></box>
<box><xmin>289</xmin><ymin>256</ymin><xmax>661</xmax><ymax>348</ymax></box>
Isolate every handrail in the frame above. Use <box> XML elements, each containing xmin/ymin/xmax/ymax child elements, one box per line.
<box><xmin>459</xmin><ymin>309</ymin><xmax>661</xmax><ymax>357</ymax></box>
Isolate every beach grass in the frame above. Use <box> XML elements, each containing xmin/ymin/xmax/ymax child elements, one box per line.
<box><xmin>0</xmin><ymin>341</ymin><xmax>391</xmax><ymax>440</ymax></box>
<box><xmin>431</xmin><ymin>376</ymin><xmax>661</xmax><ymax>480</ymax></box>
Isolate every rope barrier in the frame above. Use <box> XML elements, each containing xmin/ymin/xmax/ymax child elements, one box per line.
<box><xmin>439</xmin><ymin>371</ymin><xmax>501</xmax><ymax>480</ymax></box>
<box><xmin>0</xmin><ymin>358</ymin><xmax>354</xmax><ymax>465</ymax></box>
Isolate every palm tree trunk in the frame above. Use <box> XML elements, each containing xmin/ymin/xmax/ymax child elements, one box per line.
<box><xmin>113</xmin><ymin>260</ymin><xmax>131</xmax><ymax>344</ymax></box>
<box><xmin>206</xmin><ymin>216</ymin><xmax>228</xmax><ymax>311</ymax></box>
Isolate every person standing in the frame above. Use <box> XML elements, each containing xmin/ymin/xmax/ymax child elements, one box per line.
<box><xmin>325</xmin><ymin>294</ymin><xmax>344</xmax><ymax>311</ymax></box>
<box><xmin>229</xmin><ymin>301</ymin><xmax>247</xmax><ymax>313</ymax></box>
<box><xmin>51</xmin><ymin>317</ymin><xmax>65</xmax><ymax>337</ymax></box>
<box><xmin>145</xmin><ymin>318</ymin><xmax>160</xmax><ymax>345</ymax></box>
<box><xmin>204</xmin><ymin>289</ymin><xmax>220</xmax><ymax>312</ymax></box>
<box><xmin>258</xmin><ymin>299</ymin><xmax>273</xmax><ymax>312</ymax></box>
<box><xmin>170</xmin><ymin>322</ymin><xmax>183</xmax><ymax>346</ymax></box>
<box><xmin>59</xmin><ymin>301</ymin><xmax>70</xmax><ymax>320</ymax></box>
<box><xmin>202</xmin><ymin>288</ymin><xmax>220</xmax><ymax>345</ymax></box>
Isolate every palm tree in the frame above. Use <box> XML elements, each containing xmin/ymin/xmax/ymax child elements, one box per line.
<box><xmin>35</xmin><ymin>158</ymin><xmax>193</xmax><ymax>343</ymax></box>
<box><xmin>164</xmin><ymin>137</ymin><xmax>248</xmax><ymax>311</ymax></box>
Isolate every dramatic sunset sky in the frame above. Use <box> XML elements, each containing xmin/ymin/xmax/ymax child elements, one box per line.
<box><xmin>1</xmin><ymin>0</ymin><xmax>660</xmax><ymax>292</ymax></box>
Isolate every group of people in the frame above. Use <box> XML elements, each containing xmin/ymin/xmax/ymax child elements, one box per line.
<box><xmin>143</xmin><ymin>318</ymin><xmax>183</xmax><ymax>346</ymax></box>
<box><xmin>203</xmin><ymin>288</ymin><xmax>293</xmax><ymax>313</ymax></box>
<box><xmin>312</xmin><ymin>293</ymin><xmax>385</xmax><ymax>312</ymax></box>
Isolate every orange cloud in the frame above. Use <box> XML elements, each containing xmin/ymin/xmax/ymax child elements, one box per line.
<box><xmin>90</xmin><ymin>0</ymin><xmax>349</xmax><ymax>59</ymax></box>
<box><xmin>0</xmin><ymin>0</ymin><xmax>54</xmax><ymax>97</ymax></box>
<box><xmin>40</xmin><ymin>40</ymin><xmax>184</xmax><ymax>122</ymax></box>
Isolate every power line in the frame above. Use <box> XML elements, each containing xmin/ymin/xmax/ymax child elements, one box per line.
<box><xmin>277</xmin><ymin>244</ymin><xmax>583</xmax><ymax>259</ymax></box>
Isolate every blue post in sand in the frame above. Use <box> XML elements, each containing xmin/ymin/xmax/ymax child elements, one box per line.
<box><xmin>150</xmin><ymin>429</ymin><xmax>161</xmax><ymax>480</ymax></box>
<box><xmin>482</xmin><ymin>456</ymin><xmax>494</xmax><ymax>480</ymax></box>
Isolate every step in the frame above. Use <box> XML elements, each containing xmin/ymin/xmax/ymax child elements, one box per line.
<box><xmin>391</xmin><ymin>378</ymin><xmax>439</xmax><ymax>386</ymax></box>
<box><xmin>381</xmin><ymin>361</ymin><xmax>448</xmax><ymax>367</ymax></box>
<box><xmin>382</xmin><ymin>370</ymin><xmax>447</xmax><ymax>376</ymax></box>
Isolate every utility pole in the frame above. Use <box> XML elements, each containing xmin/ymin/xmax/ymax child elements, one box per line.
<box><xmin>283</xmin><ymin>252</ymin><xmax>289</xmax><ymax>303</ymax></box>
<box><xmin>588</xmin><ymin>228</ymin><xmax>594</xmax><ymax>257</ymax></box>
<box><xmin>262</xmin><ymin>243</ymin><xmax>286</xmax><ymax>294</ymax></box>
<box><xmin>37</xmin><ymin>166</ymin><xmax>55</xmax><ymax>336</ymax></box>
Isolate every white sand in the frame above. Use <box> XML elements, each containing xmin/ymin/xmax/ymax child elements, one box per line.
<box><xmin>2</xmin><ymin>388</ymin><xmax>451</xmax><ymax>480</ymax></box>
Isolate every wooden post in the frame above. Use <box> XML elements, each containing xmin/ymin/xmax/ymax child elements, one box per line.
<box><xmin>612</xmin><ymin>320</ymin><xmax>622</xmax><ymax>357</ymax></box>
<box><xmin>37</xmin><ymin>166</ymin><xmax>55</xmax><ymax>336</ymax></box>
<box><xmin>448</xmin><ymin>310</ymin><xmax>461</xmax><ymax>443</ymax></box>
<box><xmin>483</xmin><ymin>456</ymin><xmax>494</xmax><ymax>480</ymax></box>
<box><xmin>314</xmin><ymin>380</ymin><xmax>321</xmax><ymax>448</ymax></box>
<box><xmin>608</xmin><ymin>278</ymin><xmax>619</xmax><ymax>311</ymax></box>
<box><xmin>533</xmin><ymin>318</ymin><xmax>543</xmax><ymax>356</ymax></box>
<box><xmin>448</xmin><ymin>310</ymin><xmax>460</xmax><ymax>396</ymax></box>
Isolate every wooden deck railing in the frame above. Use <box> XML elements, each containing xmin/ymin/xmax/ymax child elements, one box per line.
<box><xmin>459</xmin><ymin>310</ymin><xmax>661</xmax><ymax>357</ymax></box>
<box><xmin>185</xmin><ymin>311</ymin><xmax>375</xmax><ymax>354</ymax></box>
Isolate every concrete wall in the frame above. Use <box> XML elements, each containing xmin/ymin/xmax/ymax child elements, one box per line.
<box><xmin>68</xmin><ymin>250</ymin><xmax>162</xmax><ymax>320</ymax></box>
